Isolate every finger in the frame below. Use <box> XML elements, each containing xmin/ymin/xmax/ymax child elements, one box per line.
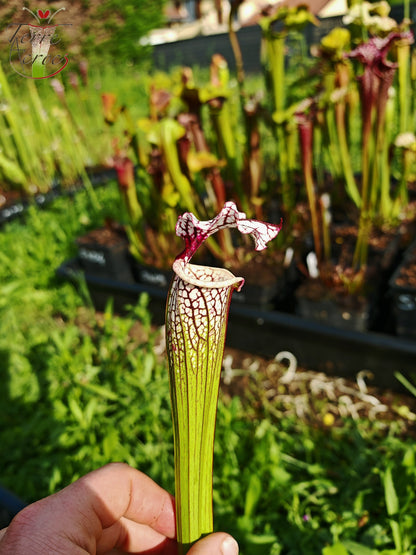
<box><xmin>72</xmin><ymin>463</ymin><xmax>176</xmax><ymax>538</ymax></box>
<box><xmin>0</xmin><ymin>463</ymin><xmax>176</xmax><ymax>554</ymax></box>
<box><xmin>97</xmin><ymin>517</ymin><xmax>170</xmax><ymax>553</ymax></box>
<box><xmin>187</xmin><ymin>533</ymin><xmax>239</xmax><ymax>555</ymax></box>
<box><xmin>106</xmin><ymin>536</ymin><xmax>177</xmax><ymax>555</ymax></box>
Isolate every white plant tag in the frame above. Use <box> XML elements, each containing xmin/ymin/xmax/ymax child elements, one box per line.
<box><xmin>283</xmin><ymin>247</ymin><xmax>294</xmax><ymax>268</ymax></box>
<box><xmin>306</xmin><ymin>251</ymin><xmax>319</xmax><ymax>278</ymax></box>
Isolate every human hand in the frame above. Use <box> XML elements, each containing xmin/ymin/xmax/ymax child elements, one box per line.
<box><xmin>0</xmin><ymin>463</ymin><xmax>238</xmax><ymax>555</ymax></box>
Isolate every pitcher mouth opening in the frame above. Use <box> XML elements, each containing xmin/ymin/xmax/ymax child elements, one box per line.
<box><xmin>172</xmin><ymin>259</ymin><xmax>244</xmax><ymax>291</ymax></box>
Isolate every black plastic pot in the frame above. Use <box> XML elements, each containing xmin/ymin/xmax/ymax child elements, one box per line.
<box><xmin>0</xmin><ymin>200</ymin><xmax>27</xmax><ymax>225</ymax></box>
<box><xmin>232</xmin><ymin>281</ymin><xmax>279</xmax><ymax>309</ymax></box>
<box><xmin>86</xmin><ymin>166</ymin><xmax>117</xmax><ymax>187</ymax></box>
<box><xmin>76</xmin><ymin>227</ymin><xmax>134</xmax><ymax>284</ymax></box>
<box><xmin>389</xmin><ymin>240</ymin><xmax>416</xmax><ymax>340</ymax></box>
<box><xmin>34</xmin><ymin>181</ymin><xmax>62</xmax><ymax>208</ymax></box>
<box><xmin>57</xmin><ymin>258</ymin><xmax>416</xmax><ymax>392</ymax></box>
<box><xmin>295</xmin><ymin>295</ymin><xmax>370</xmax><ymax>332</ymax></box>
<box><xmin>130</xmin><ymin>259</ymin><xmax>173</xmax><ymax>290</ymax></box>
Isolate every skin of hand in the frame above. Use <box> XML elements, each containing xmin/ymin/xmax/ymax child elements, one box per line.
<box><xmin>0</xmin><ymin>463</ymin><xmax>238</xmax><ymax>555</ymax></box>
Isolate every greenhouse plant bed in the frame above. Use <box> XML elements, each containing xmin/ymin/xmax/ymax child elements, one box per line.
<box><xmin>57</xmin><ymin>259</ymin><xmax>416</xmax><ymax>392</ymax></box>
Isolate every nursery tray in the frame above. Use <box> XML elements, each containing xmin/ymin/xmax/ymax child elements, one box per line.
<box><xmin>57</xmin><ymin>259</ymin><xmax>416</xmax><ymax>392</ymax></box>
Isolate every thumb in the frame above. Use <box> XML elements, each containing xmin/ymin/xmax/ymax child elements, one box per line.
<box><xmin>187</xmin><ymin>532</ymin><xmax>239</xmax><ymax>555</ymax></box>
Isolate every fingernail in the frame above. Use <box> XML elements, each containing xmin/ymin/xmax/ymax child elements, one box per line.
<box><xmin>221</xmin><ymin>536</ymin><xmax>239</xmax><ymax>555</ymax></box>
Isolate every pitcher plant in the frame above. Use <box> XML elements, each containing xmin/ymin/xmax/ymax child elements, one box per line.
<box><xmin>165</xmin><ymin>202</ymin><xmax>282</xmax><ymax>552</ymax></box>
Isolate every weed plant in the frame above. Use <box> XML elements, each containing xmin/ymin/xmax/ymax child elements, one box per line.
<box><xmin>0</xmin><ymin>185</ymin><xmax>415</xmax><ymax>553</ymax></box>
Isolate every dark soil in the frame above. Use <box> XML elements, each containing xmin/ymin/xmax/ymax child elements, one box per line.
<box><xmin>395</xmin><ymin>263</ymin><xmax>416</xmax><ymax>289</ymax></box>
<box><xmin>0</xmin><ymin>189</ymin><xmax>26</xmax><ymax>209</ymax></box>
<box><xmin>76</xmin><ymin>221</ymin><xmax>128</xmax><ymax>248</ymax></box>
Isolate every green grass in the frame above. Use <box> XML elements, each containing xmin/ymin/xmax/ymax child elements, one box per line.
<box><xmin>0</xmin><ymin>184</ymin><xmax>415</xmax><ymax>554</ymax></box>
